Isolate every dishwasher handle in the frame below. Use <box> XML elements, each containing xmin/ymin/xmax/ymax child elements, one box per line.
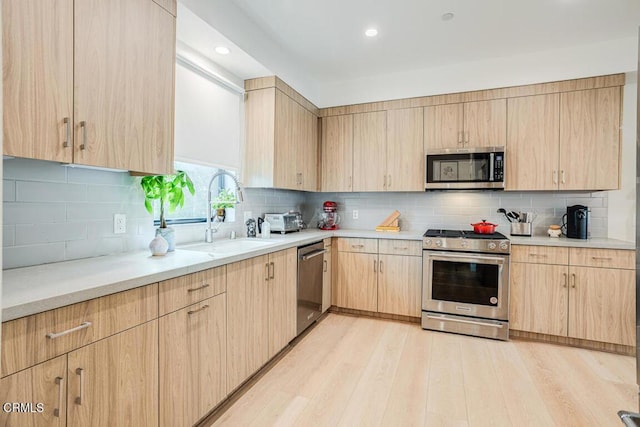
<box><xmin>300</xmin><ymin>248</ymin><xmax>327</xmax><ymax>261</ymax></box>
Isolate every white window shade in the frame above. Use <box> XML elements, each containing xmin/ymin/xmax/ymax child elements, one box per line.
<box><xmin>174</xmin><ymin>61</ymin><xmax>242</xmax><ymax>170</ymax></box>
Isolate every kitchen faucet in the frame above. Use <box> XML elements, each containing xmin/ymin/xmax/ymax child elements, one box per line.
<box><xmin>205</xmin><ymin>171</ymin><xmax>244</xmax><ymax>243</ymax></box>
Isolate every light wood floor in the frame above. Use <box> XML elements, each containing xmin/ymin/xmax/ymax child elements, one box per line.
<box><xmin>211</xmin><ymin>313</ymin><xmax>638</xmax><ymax>426</ymax></box>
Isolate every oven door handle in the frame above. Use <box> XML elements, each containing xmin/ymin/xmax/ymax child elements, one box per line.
<box><xmin>424</xmin><ymin>251</ymin><xmax>506</xmax><ymax>265</ymax></box>
<box><xmin>425</xmin><ymin>314</ymin><xmax>504</xmax><ymax>329</ymax></box>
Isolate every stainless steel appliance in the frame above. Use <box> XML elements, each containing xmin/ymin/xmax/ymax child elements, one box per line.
<box><xmin>264</xmin><ymin>213</ymin><xmax>302</xmax><ymax>234</ymax></box>
<box><xmin>425</xmin><ymin>146</ymin><xmax>505</xmax><ymax>190</ymax></box>
<box><xmin>563</xmin><ymin>205</ymin><xmax>589</xmax><ymax>239</ymax></box>
<box><xmin>422</xmin><ymin>229</ymin><xmax>510</xmax><ymax>340</ymax></box>
<box><xmin>297</xmin><ymin>241</ymin><xmax>326</xmax><ymax>335</ymax></box>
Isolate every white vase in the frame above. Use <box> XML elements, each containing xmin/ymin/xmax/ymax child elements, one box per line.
<box><xmin>149</xmin><ymin>235</ymin><xmax>169</xmax><ymax>256</ymax></box>
<box><xmin>155</xmin><ymin>227</ymin><xmax>175</xmax><ymax>251</ymax></box>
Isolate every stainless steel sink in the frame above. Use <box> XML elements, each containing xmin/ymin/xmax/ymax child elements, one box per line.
<box><xmin>180</xmin><ymin>238</ymin><xmax>278</xmax><ymax>258</ymax></box>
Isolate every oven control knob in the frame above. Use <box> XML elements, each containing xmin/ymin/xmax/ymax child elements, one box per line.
<box><xmin>460</xmin><ymin>240</ymin><xmax>468</xmax><ymax>248</ymax></box>
<box><xmin>425</xmin><ymin>239</ymin><xmax>432</xmax><ymax>246</ymax></box>
<box><xmin>499</xmin><ymin>242</ymin><xmax>508</xmax><ymax>251</ymax></box>
<box><xmin>435</xmin><ymin>240</ymin><xmax>442</xmax><ymax>247</ymax></box>
<box><xmin>488</xmin><ymin>242</ymin><xmax>497</xmax><ymax>250</ymax></box>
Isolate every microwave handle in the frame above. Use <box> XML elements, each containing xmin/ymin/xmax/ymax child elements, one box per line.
<box><xmin>489</xmin><ymin>152</ymin><xmax>495</xmax><ymax>182</ymax></box>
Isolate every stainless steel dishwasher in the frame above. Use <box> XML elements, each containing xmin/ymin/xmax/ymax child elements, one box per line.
<box><xmin>297</xmin><ymin>241</ymin><xmax>326</xmax><ymax>335</ymax></box>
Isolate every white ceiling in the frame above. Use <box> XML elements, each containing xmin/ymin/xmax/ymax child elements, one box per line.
<box><xmin>179</xmin><ymin>0</ymin><xmax>640</xmax><ymax>106</ymax></box>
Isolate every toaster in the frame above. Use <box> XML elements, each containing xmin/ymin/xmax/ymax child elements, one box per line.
<box><xmin>263</xmin><ymin>213</ymin><xmax>301</xmax><ymax>234</ymax></box>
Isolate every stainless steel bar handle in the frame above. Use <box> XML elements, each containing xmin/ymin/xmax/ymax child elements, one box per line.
<box><xmin>323</xmin><ymin>259</ymin><xmax>327</xmax><ymax>272</ymax></box>
<box><xmin>529</xmin><ymin>253</ymin><xmax>547</xmax><ymax>258</ymax></box>
<box><xmin>561</xmin><ymin>170</ymin><xmax>566</xmax><ymax>184</ymax></box>
<box><xmin>79</xmin><ymin>121</ymin><xmax>87</xmax><ymax>150</ymax></box>
<box><xmin>571</xmin><ymin>273</ymin><xmax>576</xmax><ymax>288</ymax></box>
<box><xmin>553</xmin><ymin>170</ymin><xmax>558</xmax><ymax>184</ymax></box>
<box><xmin>457</xmin><ymin>131</ymin><xmax>463</xmax><ymax>145</ymax></box>
<box><xmin>54</xmin><ymin>377</ymin><xmax>64</xmax><ymax>417</ymax></box>
<box><xmin>563</xmin><ymin>273</ymin><xmax>568</xmax><ymax>288</ymax></box>
<box><xmin>394</xmin><ymin>247</ymin><xmax>408</xmax><ymax>250</ymax></box>
<box><xmin>75</xmin><ymin>368</ymin><xmax>84</xmax><ymax>405</ymax></box>
<box><xmin>592</xmin><ymin>256</ymin><xmax>613</xmax><ymax>261</ymax></box>
<box><xmin>373</xmin><ymin>260</ymin><xmax>377</xmax><ymax>273</ymax></box>
<box><xmin>379</xmin><ymin>260</ymin><xmax>383</xmax><ymax>273</ymax></box>
<box><xmin>63</xmin><ymin>118</ymin><xmax>70</xmax><ymax>148</ymax></box>
<box><xmin>265</xmin><ymin>263</ymin><xmax>270</xmax><ymax>281</ymax></box>
<box><xmin>383</xmin><ymin>175</ymin><xmax>387</xmax><ymax>189</ymax></box>
<box><xmin>187</xmin><ymin>283</ymin><xmax>210</xmax><ymax>293</ymax></box>
<box><xmin>465</xmin><ymin>131</ymin><xmax>469</xmax><ymax>145</ymax></box>
<box><xmin>269</xmin><ymin>262</ymin><xmax>275</xmax><ymax>279</ymax></box>
<box><xmin>349</xmin><ymin>176</ymin><xmax>353</xmax><ymax>190</ymax></box>
<box><xmin>426</xmin><ymin>314</ymin><xmax>504</xmax><ymax>329</ymax></box>
<box><xmin>46</xmin><ymin>321</ymin><xmax>92</xmax><ymax>339</ymax></box>
<box><xmin>187</xmin><ymin>304</ymin><xmax>209</xmax><ymax>315</ymax></box>
<box><xmin>387</xmin><ymin>175</ymin><xmax>391</xmax><ymax>189</ymax></box>
<box><xmin>302</xmin><ymin>249</ymin><xmax>327</xmax><ymax>260</ymax></box>
<box><xmin>351</xmin><ymin>244</ymin><xmax>364</xmax><ymax>249</ymax></box>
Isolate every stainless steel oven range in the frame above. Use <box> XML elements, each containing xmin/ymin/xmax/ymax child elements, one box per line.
<box><xmin>422</xmin><ymin>229</ymin><xmax>510</xmax><ymax>340</ymax></box>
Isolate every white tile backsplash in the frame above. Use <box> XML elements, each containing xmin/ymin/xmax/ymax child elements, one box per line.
<box><xmin>1</xmin><ymin>158</ymin><xmax>619</xmax><ymax>269</ymax></box>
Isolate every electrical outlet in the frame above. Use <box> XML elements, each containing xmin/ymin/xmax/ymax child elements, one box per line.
<box><xmin>114</xmin><ymin>214</ymin><xmax>126</xmax><ymax>234</ymax></box>
<box><xmin>243</xmin><ymin>211</ymin><xmax>253</xmax><ymax>222</ymax></box>
<box><xmin>352</xmin><ymin>210</ymin><xmax>359</xmax><ymax>220</ymax></box>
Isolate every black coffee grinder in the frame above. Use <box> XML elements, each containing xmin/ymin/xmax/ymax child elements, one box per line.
<box><xmin>563</xmin><ymin>205</ymin><xmax>589</xmax><ymax>239</ymax></box>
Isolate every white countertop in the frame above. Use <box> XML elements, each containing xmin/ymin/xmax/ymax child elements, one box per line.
<box><xmin>2</xmin><ymin>228</ymin><xmax>634</xmax><ymax>321</ymax></box>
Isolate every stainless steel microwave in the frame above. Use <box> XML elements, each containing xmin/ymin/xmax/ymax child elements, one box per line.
<box><xmin>425</xmin><ymin>146</ymin><xmax>505</xmax><ymax>190</ymax></box>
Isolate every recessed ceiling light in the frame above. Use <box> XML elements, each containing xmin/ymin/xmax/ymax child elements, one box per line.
<box><xmin>365</xmin><ymin>28</ymin><xmax>378</xmax><ymax>37</ymax></box>
<box><xmin>441</xmin><ymin>12</ymin><xmax>455</xmax><ymax>21</ymax></box>
<box><xmin>215</xmin><ymin>46</ymin><xmax>230</xmax><ymax>55</ymax></box>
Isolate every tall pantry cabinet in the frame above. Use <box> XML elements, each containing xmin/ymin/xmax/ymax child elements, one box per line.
<box><xmin>3</xmin><ymin>0</ymin><xmax>176</xmax><ymax>174</ymax></box>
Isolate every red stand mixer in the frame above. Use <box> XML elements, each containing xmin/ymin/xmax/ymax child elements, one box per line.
<box><xmin>319</xmin><ymin>201</ymin><xmax>341</xmax><ymax>230</ymax></box>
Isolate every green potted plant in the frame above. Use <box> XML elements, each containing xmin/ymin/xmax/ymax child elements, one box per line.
<box><xmin>211</xmin><ymin>188</ymin><xmax>237</xmax><ymax>221</ymax></box>
<box><xmin>140</xmin><ymin>171</ymin><xmax>195</xmax><ymax>251</ymax></box>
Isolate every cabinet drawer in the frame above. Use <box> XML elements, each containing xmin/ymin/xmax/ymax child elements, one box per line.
<box><xmin>336</xmin><ymin>238</ymin><xmax>378</xmax><ymax>254</ymax></box>
<box><xmin>378</xmin><ymin>239</ymin><xmax>422</xmax><ymax>256</ymax></box>
<box><xmin>511</xmin><ymin>245</ymin><xmax>569</xmax><ymax>265</ymax></box>
<box><xmin>569</xmin><ymin>248</ymin><xmax>635</xmax><ymax>269</ymax></box>
<box><xmin>159</xmin><ymin>266</ymin><xmax>226</xmax><ymax>315</ymax></box>
<box><xmin>1</xmin><ymin>284</ymin><xmax>158</xmax><ymax>378</ymax></box>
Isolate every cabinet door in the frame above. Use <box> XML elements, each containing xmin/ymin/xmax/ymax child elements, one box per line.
<box><xmin>568</xmin><ymin>266</ymin><xmax>635</xmax><ymax>346</ymax></box>
<box><xmin>322</xmin><ymin>246</ymin><xmax>332</xmax><ymax>313</ymax></box>
<box><xmin>321</xmin><ymin>115</ymin><xmax>353</xmax><ymax>192</ymax></box>
<box><xmin>353</xmin><ymin>111</ymin><xmax>387</xmax><ymax>192</ymax></box>
<box><xmin>0</xmin><ymin>356</ymin><xmax>67</xmax><ymax>427</ymax></box>
<box><xmin>67</xmin><ymin>320</ymin><xmax>158</xmax><ymax>427</ymax></box>
<box><xmin>267</xmin><ymin>248</ymin><xmax>297</xmax><ymax>359</ymax></box>
<box><xmin>510</xmin><ymin>263</ymin><xmax>568</xmax><ymax>336</ymax></box>
<box><xmin>226</xmin><ymin>256</ymin><xmax>270</xmax><ymax>392</ymax></box>
<box><xmin>336</xmin><ymin>252</ymin><xmax>378</xmax><ymax>312</ymax></box>
<box><xmin>377</xmin><ymin>254</ymin><xmax>421</xmax><ymax>317</ymax></box>
<box><xmin>386</xmin><ymin>108</ymin><xmax>424</xmax><ymax>191</ymax></box>
<box><xmin>424</xmin><ymin>103</ymin><xmax>463</xmax><ymax>150</ymax></box>
<box><xmin>273</xmin><ymin>90</ymin><xmax>299</xmax><ymax>190</ymax></box>
<box><xmin>559</xmin><ymin>87</ymin><xmax>621</xmax><ymax>190</ymax></box>
<box><xmin>298</xmin><ymin>107</ymin><xmax>318</xmax><ymax>191</ymax></box>
<box><xmin>3</xmin><ymin>0</ymin><xmax>73</xmax><ymax>163</ymax></box>
<box><xmin>506</xmin><ymin>94</ymin><xmax>560</xmax><ymax>191</ymax></box>
<box><xmin>74</xmin><ymin>0</ymin><xmax>175</xmax><ymax>174</ymax></box>
<box><xmin>463</xmin><ymin>99</ymin><xmax>506</xmax><ymax>147</ymax></box>
<box><xmin>159</xmin><ymin>296</ymin><xmax>226</xmax><ymax>427</ymax></box>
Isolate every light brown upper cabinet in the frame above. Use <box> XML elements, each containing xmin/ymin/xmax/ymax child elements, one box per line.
<box><xmin>507</xmin><ymin>88</ymin><xmax>621</xmax><ymax>191</ymax></box>
<box><xmin>353</xmin><ymin>111</ymin><xmax>387</xmax><ymax>191</ymax></box>
<box><xmin>245</xmin><ymin>85</ymin><xmax>319</xmax><ymax>191</ymax></box>
<box><xmin>559</xmin><ymin>87</ymin><xmax>621</xmax><ymax>191</ymax></box>
<box><xmin>424</xmin><ymin>99</ymin><xmax>506</xmax><ymax>151</ymax></box>
<box><xmin>3</xmin><ymin>0</ymin><xmax>176</xmax><ymax>174</ymax></box>
<box><xmin>350</xmin><ymin>108</ymin><xmax>423</xmax><ymax>192</ymax></box>
<box><xmin>386</xmin><ymin>108</ymin><xmax>424</xmax><ymax>191</ymax></box>
<box><xmin>506</xmin><ymin>94</ymin><xmax>560</xmax><ymax>191</ymax></box>
<box><xmin>321</xmin><ymin>115</ymin><xmax>354</xmax><ymax>192</ymax></box>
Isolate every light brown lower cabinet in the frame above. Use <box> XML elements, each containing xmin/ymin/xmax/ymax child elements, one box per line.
<box><xmin>0</xmin><ymin>355</ymin><xmax>67</xmax><ymax>427</ymax></box>
<box><xmin>66</xmin><ymin>320</ymin><xmax>159</xmax><ymax>427</ymax></box>
<box><xmin>322</xmin><ymin>240</ymin><xmax>332</xmax><ymax>313</ymax></box>
<box><xmin>336</xmin><ymin>238</ymin><xmax>422</xmax><ymax>317</ymax></box>
<box><xmin>510</xmin><ymin>245</ymin><xmax>635</xmax><ymax>346</ymax></box>
<box><xmin>267</xmin><ymin>248</ymin><xmax>298</xmax><ymax>359</ymax></box>
<box><xmin>159</xmin><ymin>295</ymin><xmax>227</xmax><ymax>427</ymax></box>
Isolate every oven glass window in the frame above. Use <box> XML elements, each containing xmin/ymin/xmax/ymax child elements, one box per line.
<box><xmin>431</xmin><ymin>260</ymin><xmax>499</xmax><ymax>306</ymax></box>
